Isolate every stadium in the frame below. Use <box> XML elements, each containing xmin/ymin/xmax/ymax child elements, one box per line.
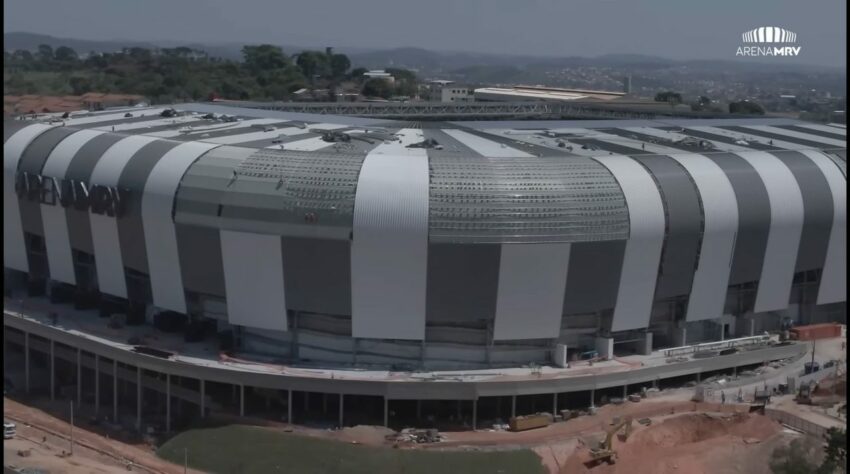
<box><xmin>3</xmin><ymin>104</ymin><xmax>846</xmax><ymax>429</ymax></box>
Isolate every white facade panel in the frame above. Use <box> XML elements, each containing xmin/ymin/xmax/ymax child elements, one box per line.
<box><xmin>351</xmin><ymin>129</ymin><xmax>429</xmax><ymax>340</ymax></box>
<box><xmin>666</xmin><ymin>153</ymin><xmax>739</xmax><ymax>321</ymax></box>
<box><xmin>795</xmin><ymin>123</ymin><xmax>846</xmax><ymax>136</ymax></box>
<box><xmin>4</xmin><ymin>124</ymin><xmax>55</xmax><ymax>272</ymax></box>
<box><xmin>734</xmin><ymin>151</ymin><xmax>805</xmax><ymax>312</ymax></box>
<box><xmin>220</xmin><ymin>230</ymin><xmax>288</xmax><ymax>332</ymax></box>
<box><xmin>62</xmin><ymin>108</ymin><xmax>166</xmax><ymax>126</ymax></box>
<box><xmin>623</xmin><ymin>126</ymin><xmax>750</xmax><ymax>152</ymax></box>
<box><xmin>493</xmin><ymin>243</ymin><xmax>571</xmax><ymax>340</ymax></box>
<box><xmin>442</xmin><ymin>129</ymin><xmax>533</xmax><ymax>157</ymax></box>
<box><xmin>40</xmin><ymin>129</ymin><xmax>106</xmax><ymax>284</ymax></box>
<box><xmin>142</xmin><ymin>142</ymin><xmax>219</xmax><ymax>313</ymax></box>
<box><xmin>88</xmin><ymin>135</ymin><xmax>159</xmax><ymax>298</ymax></box>
<box><xmin>687</xmin><ymin>126</ymin><xmax>803</xmax><ymax>150</ymax></box>
<box><xmin>593</xmin><ymin>155</ymin><xmax>665</xmax><ymax>332</ymax></box>
<box><xmin>799</xmin><ymin>150</ymin><xmax>846</xmax><ymax>304</ymax></box>
<box><xmin>740</xmin><ymin>125</ymin><xmax>846</xmax><ymax>147</ymax></box>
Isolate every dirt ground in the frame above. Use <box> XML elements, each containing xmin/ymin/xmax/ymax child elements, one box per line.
<box><xmin>4</xmin><ymin>397</ymin><xmax>201</xmax><ymax>474</ymax></box>
<box><xmin>559</xmin><ymin>411</ymin><xmax>798</xmax><ymax>474</ymax></box>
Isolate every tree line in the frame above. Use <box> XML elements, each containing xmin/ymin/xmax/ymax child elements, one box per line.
<box><xmin>4</xmin><ymin>44</ymin><xmax>418</xmax><ymax>103</ymax></box>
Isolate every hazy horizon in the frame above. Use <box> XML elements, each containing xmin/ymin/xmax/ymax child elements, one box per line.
<box><xmin>4</xmin><ymin>0</ymin><xmax>846</xmax><ymax>67</ymax></box>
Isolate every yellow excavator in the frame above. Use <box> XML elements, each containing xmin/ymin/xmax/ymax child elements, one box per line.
<box><xmin>586</xmin><ymin>416</ymin><xmax>633</xmax><ymax>465</ymax></box>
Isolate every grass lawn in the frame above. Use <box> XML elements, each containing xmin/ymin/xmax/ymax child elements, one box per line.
<box><xmin>157</xmin><ymin>424</ymin><xmax>546</xmax><ymax>474</ymax></box>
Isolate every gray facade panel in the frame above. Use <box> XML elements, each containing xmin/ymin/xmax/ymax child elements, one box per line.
<box><xmin>634</xmin><ymin>155</ymin><xmax>702</xmax><ymax>298</ymax></box>
<box><xmin>769</xmin><ymin>151</ymin><xmax>834</xmax><ymax>274</ymax></box>
<box><xmin>17</xmin><ymin>127</ymin><xmax>78</xmax><ymax>237</ymax></box>
<box><xmin>426</xmin><ymin>243</ymin><xmax>500</xmax><ymax>323</ymax></box>
<box><xmin>175</xmin><ymin>223</ymin><xmax>226</xmax><ymax>297</ymax></box>
<box><xmin>116</xmin><ymin>140</ymin><xmax>181</xmax><ymax>273</ymax></box>
<box><xmin>281</xmin><ymin>237</ymin><xmax>352</xmax><ymax>317</ymax></box>
<box><xmin>562</xmin><ymin>240</ymin><xmax>626</xmax><ymax>315</ymax></box>
<box><xmin>703</xmin><ymin>152</ymin><xmax>771</xmax><ymax>286</ymax></box>
<box><xmin>64</xmin><ymin>133</ymin><xmax>127</xmax><ymax>255</ymax></box>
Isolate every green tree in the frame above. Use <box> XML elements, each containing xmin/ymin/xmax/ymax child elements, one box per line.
<box><xmin>729</xmin><ymin>100</ymin><xmax>766</xmax><ymax>115</ymax></box>
<box><xmin>350</xmin><ymin>67</ymin><xmax>368</xmax><ymax>79</ymax></box>
<box><xmin>820</xmin><ymin>427</ymin><xmax>847</xmax><ymax>474</ymax></box>
<box><xmin>37</xmin><ymin>44</ymin><xmax>54</xmax><ymax>61</ymax></box>
<box><xmin>770</xmin><ymin>437</ymin><xmax>820</xmax><ymax>474</ymax></box>
<box><xmin>54</xmin><ymin>46</ymin><xmax>78</xmax><ymax>62</ymax></box>
<box><xmin>69</xmin><ymin>76</ymin><xmax>92</xmax><ymax>95</ymax></box>
<box><xmin>362</xmin><ymin>78</ymin><xmax>394</xmax><ymax>99</ymax></box>
<box><xmin>242</xmin><ymin>45</ymin><xmax>290</xmax><ymax>72</ymax></box>
<box><xmin>329</xmin><ymin>53</ymin><xmax>351</xmax><ymax>78</ymax></box>
<box><xmin>654</xmin><ymin>90</ymin><xmax>682</xmax><ymax>104</ymax></box>
<box><xmin>295</xmin><ymin>51</ymin><xmax>330</xmax><ymax>82</ymax></box>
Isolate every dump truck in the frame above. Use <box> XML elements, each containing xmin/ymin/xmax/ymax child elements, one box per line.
<box><xmin>586</xmin><ymin>416</ymin><xmax>632</xmax><ymax>465</ymax></box>
<box><xmin>509</xmin><ymin>413</ymin><xmax>552</xmax><ymax>432</ymax></box>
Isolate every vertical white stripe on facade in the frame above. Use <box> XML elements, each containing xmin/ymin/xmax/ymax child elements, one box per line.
<box><xmin>61</xmin><ymin>108</ymin><xmax>167</xmax><ymax>126</ymax></box>
<box><xmin>799</xmin><ymin>150</ymin><xmax>846</xmax><ymax>305</ymax></box>
<box><xmin>40</xmin><ymin>129</ymin><xmax>106</xmax><ymax>284</ymax></box>
<box><xmin>739</xmin><ymin>125</ymin><xmax>846</xmax><ymax>148</ymax></box>
<box><xmin>220</xmin><ymin>230</ymin><xmax>288</xmax><ymax>332</ymax></box>
<box><xmin>593</xmin><ymin>155</ymin><xmax>666</xmax><ymax>332</ymax></box>
<box><xmin>795</xmin><ymin>123</ymin><xmax>846</xmax><ymax>136</ymax></box>
<box><xmin>733</xmin><ymin>151</ymin><xmax>805</xmax><ymax>312</ymax></box>
<box><xmin>493</xmin><ymin>243</ymin><xmax>571</xmax><ymax>340</ymax></box>
<box><xmin>4</xmin><ymin>124</ymin><xmax>55</xmax><ymax>272</ymax></box>
<box><xmin>351</xmin><ymin>129</ymin><xmax>430</xmax><ymax>340</ymax></box>
<box><xmin>88</xmin><ymin>135</ymin><xmax>159</xmax><ymax>298</ymax></box>
<box><xmin>687</xmin><ymin>125</ymin><xmax>804</xmax><ymax>150</ymax></box>
<box><xmin>442</xmin><ymin>129</ymin><xmax>534</xmax><ymax>157</ymax></box>
<box><xmin>666</xmin><ymin>153</ymin><xmax>739</xmax><ymax>321</ymax></box>
<box><xmin>142</xmin><ymin>141</ymin><xmax>219</xmax><ymax>313</ymax></box>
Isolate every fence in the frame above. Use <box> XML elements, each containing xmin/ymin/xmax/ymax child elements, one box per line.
<box><xmin>764</xmin><ymin>408</ymin><xmax>831</xmax><ymax>439</ymax></box>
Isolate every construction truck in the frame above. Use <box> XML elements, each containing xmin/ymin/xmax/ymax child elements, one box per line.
<box><xmin>586</xmin><ymin>416</ymin><xmax>633</xmax><ymax>465</ymax></box>
<box><xmin>796</xmin><ymin>381</ymin><xmax>817</xmax><ymax>405</ymax></box>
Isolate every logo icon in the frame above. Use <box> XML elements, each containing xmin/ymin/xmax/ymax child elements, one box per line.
<box><xmin>742</xmin><ymin>27</ymin><xmax>797</xmax><ymax>44</ymax></box>
<box><xmin>736</xmin><ymin>26</ymin><xmax>801</xmax><ymax>57</ymax></box>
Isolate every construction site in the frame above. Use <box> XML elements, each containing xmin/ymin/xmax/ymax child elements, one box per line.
<box><xmin>4</xmin><ymin>316</ymin><xmax>845</xmax><ymax>473</ymax></box>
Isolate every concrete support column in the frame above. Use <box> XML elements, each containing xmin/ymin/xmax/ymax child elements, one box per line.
<box><xmin>49</xmin><ymin>339</ymin><xmax>55</xmax><ymax>401</ymax></box>
<box><xmin>673</xmin><ymin>326</ymin><xmax>687</xmax><ymax>347</ymax></box>
<box><xmin>338</xmin><ymin>394</ymin><xmax>344</xmax><ymax>428</ymax></box>
<box><xmin>553</xmin><ymin>343</ymin><xmax>568</xmax><ymax>368</ymax></box>
<box><xmin>511</xmin><ymin>395</ymin><xmax>517</xmax><ymax>418</ymax></box>
<box><xmin>113</xmin><ymin>360</ymin><xmax>118</xmax><ymax>423</ymax></box>
<box><xmin>94</xmin><ymin>354</ymin><xmax>100</xmax><ymax>415</ymax></box>
<box><xmin>165</xmin><ymin>374</ymin><xmax>171</xmax><ymax>433</ymax></box>
<box><xmin>76</xmin><ymin>348</ymin><xmax>82</xmax><ymax>408</ymax></box>
<box><xmin>24</xmin><ymin>332</ymin><xmax>30</xmax><ymax>393</ymax></box>
<box><xmin>748</xmin><ymin>318</ymin><xmax>756</xmax><ymax>337</ymax></box>
<box><xmin>383</xmin><ymin>398</ymin><xmax>389</xmax><ymax>427</ymax></box>
<box><xmin>590</xmin><ymin>389</ymin><xmax>595</xmax><ymax>408</ymax></box>
<box><xmin>594</xmin><ymin>337</ymin><xmax>614</xmax><ymax>360</ymax></box>
<box><xmin>287</xmin><ymin>390</ymin><xmax>293</xmax><ymax>424</ymax></box>
<box><xmin>733</xmin><ymin>366</ymin><xmax>738</xmax><ymax>378</ymax></box>
<box><xmin>696</xmin><ymin>371</ymin><xmax>702</xmax><ymax>383</ymax></box>
<box><xmin>553</xmin><ymin>393</ymin><xmax>558</xmax><ymax>415</ymax></box>
<box><xmin>472</xmin><ymin>399</ymin><xmax>478</xmax><ymax>430</ymax></box>
<box><xmin>623</xmin><ymin>385</ymin><xmax>628</xmax><ymax>399</ymax></box>
<box><xmin>200</xmin><ymin>380</ymin><xmax>205</xmax><ymax>418</ymax></box>
<box><xmin>239</xmin><ymin>384</ymin><xmax>245</xmax><ymax>417</ymax></box>
<box><xmin>638</xmin><ymin>332</ymin><xmax>653</xmax><ymax>355</ymax></box>
<box><xmin>136</xmin><ymin>366</ymin><xmax>142</xmax><ymax>431</ymax></box>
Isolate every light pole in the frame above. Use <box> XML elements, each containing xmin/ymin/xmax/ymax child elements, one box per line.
<box><xmin>184</xmin><ymin>447</ymin><xmax>188</xmax><ymax>474</ymax></box>
<box><xmin>69</xmin><ymin>400</ymin><xmax>74</xmax><ymax>457</ymax></box>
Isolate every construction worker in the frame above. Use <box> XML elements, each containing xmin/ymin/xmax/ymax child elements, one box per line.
<box><xmin>721</xmin><ymin>391</ymin><xmax>726</xmax><ymax>404</ymax></box>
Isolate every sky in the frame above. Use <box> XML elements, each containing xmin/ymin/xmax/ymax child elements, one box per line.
<box><xmin>4</xmin><ymin>0</ymin><xmax>846</xmax><ymax>67</ymax></box>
